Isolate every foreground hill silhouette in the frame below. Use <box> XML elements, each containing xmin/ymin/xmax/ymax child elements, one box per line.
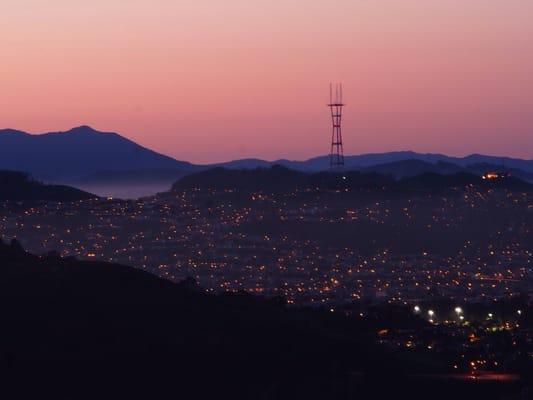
<box><xmin>0</xmin><ymin>171</ymin><xmax>95</xmax><ymax>201</ymax></box>
<box><xmin>0</xmin><ymin>239</ymin><xmax>524</xmax><ymax>399</ymax></box>
<box><xmin>351</xmin><ymin>159</ymin><xmax>533</xmax><ymax>182</ymax></box>
<box><xmin>172</xmin><ymin>165</ymin><xmax>532</xmax><ymax>193</ymax></box>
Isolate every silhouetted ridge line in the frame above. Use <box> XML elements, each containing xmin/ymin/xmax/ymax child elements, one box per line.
<box><xmin>1</xmin><ymin>125</ymin><xmax>533</xmax><ymax>185</ymax></box>
<box><xmin>0</xmin><ymin>125</ymin><xmax>196</xmax><ymax>181</ymax></box>
<box><xmin>172</xmin><ymin>166</ymin><xmax>532</xmax><ymax>193</ymax></box>
<box><xmin>0</xmin><ymin>239</ymin><xmax>452</xmax><ymax>399</ymax></box>
<box><xmin>0</xmin><ymin>170</ymin><xmax>96</xmax><ymax>201</ymax></box>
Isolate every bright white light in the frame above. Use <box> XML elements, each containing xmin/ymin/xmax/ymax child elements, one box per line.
<box><xmin>517</xmin><ymin>310</ymin><xmax>522</xmax><ymax>315</ymax></box>
<box><xmin>428</xmin><ymin>310</ymin><xmax>435</xmax><ymax>317</ymax></box>
<box><xmin>454</xmin><ymin>307</ymin><xmax>463</xmax><ymax>314</ymax></box>
<box><xmin>459</xmin><ymin>316</ymin><xmax>464</xmax><ymax>321</ymax></box>
<box><xmin>488</xmin><ymin>313</ymin><xmax>493</xmax><ymax>318</ymax></box>
<box><xmin>414</xmin><ymin>306</ymin><xmax>420</xmax><ymax>313</ymax></box>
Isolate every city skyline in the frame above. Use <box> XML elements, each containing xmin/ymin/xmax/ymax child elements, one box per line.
<box><xmin>1</xmin><ymin>0</ymin><xmax>532</xmax><ymax>163</ymax></box>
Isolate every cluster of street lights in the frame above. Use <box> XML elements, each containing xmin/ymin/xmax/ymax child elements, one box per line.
<box><xmin>413</xmin><ymin>305</ymin><xmax>524</xmax><ymax>324</ymax></box>
<box><xmin>413</xmin><ymin>305</ymin><xmax>465</xmax><ymax>324</ymax></box>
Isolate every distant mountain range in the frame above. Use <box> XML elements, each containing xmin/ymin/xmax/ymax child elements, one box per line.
<box><xmin>219</xmin><ymin>152</ymin><xmax>533</xmax><ymax>176</ymax></box>
<box><xmin>1</xmin><ymin>126</ymin><xmax>532</xmax><ymax>186</ymax></box>
<box><xmin>0</xmin><ymin>126</ymin><xmax>195</xmax><ymax>181</ymax></box>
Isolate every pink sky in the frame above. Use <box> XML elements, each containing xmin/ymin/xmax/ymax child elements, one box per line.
<box><xmin>1</xmin><ymin>0</ymin><xmax>532</xmax><ymax>163</ymax></box>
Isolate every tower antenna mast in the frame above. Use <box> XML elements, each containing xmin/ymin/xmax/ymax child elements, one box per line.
<box><xmin>329</xmin><ymin>83</ymin><xmax>345</xmax><ymax>168</ymax></box>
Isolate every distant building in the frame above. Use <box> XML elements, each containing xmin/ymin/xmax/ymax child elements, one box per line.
<box><xmin>482</xmin><ymin>171</ymin><xmax>511</xmax><ymax>180</ymax></box>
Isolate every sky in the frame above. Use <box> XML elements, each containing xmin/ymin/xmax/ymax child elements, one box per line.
<box><xmin>1</xmin><ymin>0</ymin><xmax>532</xmax><ymax>163</ymax></box>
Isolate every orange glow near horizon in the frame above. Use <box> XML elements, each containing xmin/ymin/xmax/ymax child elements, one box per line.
<box><xmin>1</xmin><ymin>0</ymin><xmax>532</xmax><ymax>163</ymax></box>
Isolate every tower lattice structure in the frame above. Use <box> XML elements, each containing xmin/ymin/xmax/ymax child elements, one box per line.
<box><xmin>329</xmin><ymin>83</ymin><xmax>345</xmax><ymax>169</ymax></box>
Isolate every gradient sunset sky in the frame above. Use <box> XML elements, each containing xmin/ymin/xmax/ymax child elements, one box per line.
<box><xmin>1</xmin><ymin>0</ymin><xmax>532</xmax><ymax>163</ymax></box>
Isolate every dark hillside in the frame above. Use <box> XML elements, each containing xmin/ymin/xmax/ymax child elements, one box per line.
<box><xmin>0</xmin><ymin>171</ymin><xmax>96</xmax><ymax>201</ymax></box>
<box><xmin>0</xmin><ymin>239</ymin><xmax>523</xmax><ymax>399</ymax></box>
<box><xmin>172</xmin><ymin>166</ymin><xmax>532</xmax><ymax>194</ymax></box>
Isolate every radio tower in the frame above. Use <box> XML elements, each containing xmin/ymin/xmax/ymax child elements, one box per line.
<box><xmin>329</xmin><ymin>83</ymin><xmax>344</xmax><ymax>168</ymax></box>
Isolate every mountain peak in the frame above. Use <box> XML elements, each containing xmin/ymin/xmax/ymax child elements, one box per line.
<box><xmin>0</xmin><ymin>128</ymin><xmax>30</xmax><ymax>137</ymax></box>
<box><xmin>66</xmin><ymin>125</ymin><xmax>100</xmax><ymax>135</ymax></box>
<box><xmin>0</xmin><ymin>125</ymin><xmax>193</xmax><ymax>181</ymax></box>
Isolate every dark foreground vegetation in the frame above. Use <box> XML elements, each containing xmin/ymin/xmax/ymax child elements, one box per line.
<box><xmin>0</xmin><ymin>239</ymin><xmax>528</xmax><ymax>399</ymax></box>
<box><xmin>0</xmin><ymin>171</ymin><xmax>95</xmax><ymax>201</ymax></box>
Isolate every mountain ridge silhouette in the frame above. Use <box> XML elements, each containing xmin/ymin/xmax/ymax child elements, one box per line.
<box><xmin>1</xmin><ymin>126</ymin><xmax>532</xmax><ymax>184</ymax></box>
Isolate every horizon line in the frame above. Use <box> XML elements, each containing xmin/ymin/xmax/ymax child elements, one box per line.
<box><xmin>1</xmin><ymin>125</ymin><xmax>532</xmax><ymax>164</ymax></box>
